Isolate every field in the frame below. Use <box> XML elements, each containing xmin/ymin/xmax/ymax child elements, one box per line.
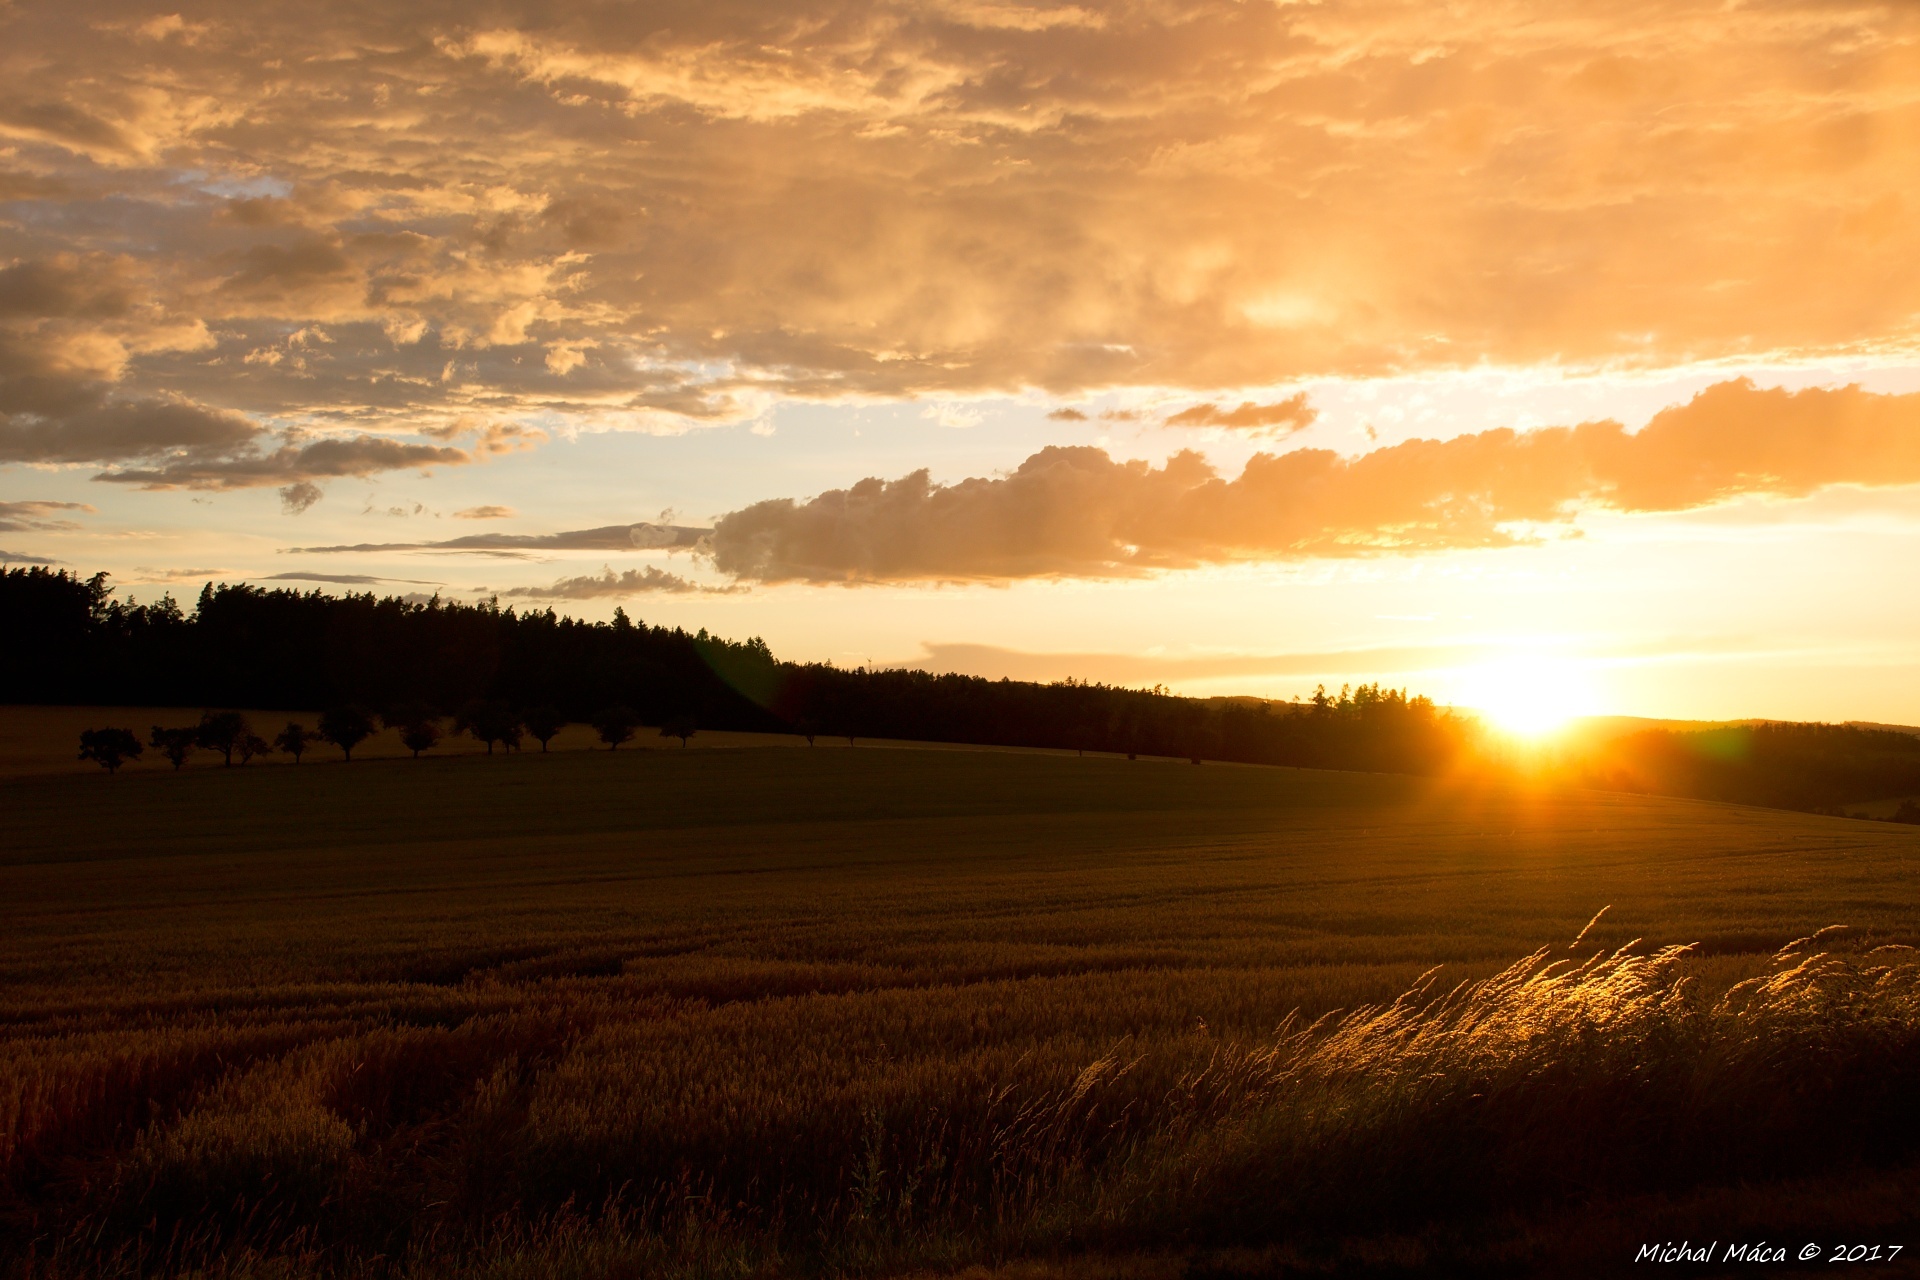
<box><xmin>6</xmin><ymin>710</ymin><xmax>1920</xmax><ymax>1277</ymax></box>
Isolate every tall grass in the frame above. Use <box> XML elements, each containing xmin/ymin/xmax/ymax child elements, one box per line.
<box><xmin>7</xmin><ymin>932</ymin><xmax>1919</xmax><ymax>1277</ymax></box>
<box><xmin>1087</xmin><ymin>929</ymin><xmax>1920</xmax><ymax>1246</ymax></box>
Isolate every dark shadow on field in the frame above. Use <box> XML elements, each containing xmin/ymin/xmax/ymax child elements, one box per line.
<box><xmin>0</xmin><ymin>744</ymin><xmax>1441</xmax><ymax>865</ymax></box>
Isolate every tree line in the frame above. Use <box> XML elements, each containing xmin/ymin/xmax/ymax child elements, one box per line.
<box><xmin>7</xmin><ymin>566</ymin><xmax>1477</xmax><ymax>775</ymax></box>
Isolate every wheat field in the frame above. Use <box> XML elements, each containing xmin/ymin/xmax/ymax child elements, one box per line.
<box><xmin>5</xmin><ymin>712</ymin><xmax>1920</xmax><ymax>1277</ymax></box>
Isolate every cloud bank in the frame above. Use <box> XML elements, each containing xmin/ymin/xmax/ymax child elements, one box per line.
<box><xmin>709</xmin><ymin>380</ymin><xmax>1920</xmax><ymax>582</ymax></box>
<box><xmin>0</xmin><ymin>0</ymin><xmax>1915</xmax><ymax>459</ymax></box>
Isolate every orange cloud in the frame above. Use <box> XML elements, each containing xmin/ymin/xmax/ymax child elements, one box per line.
<box><xmin>497</xmin><ymin>565</ymin><xmax>739</xmax><ymax>599</ymax></box>
<box><xmin>0</xmin><ymin>0</ymin><xmax>1915</xmax><ymax>448</ymax></box>
<box><xmin>1164</xmin><ymin>394</ymin><xmax>1316</xmax><ymax>434</ymax></box>
<box><xmin>709</xmin><ymin>380</ymin><xmax>1920</xmax><ymax>582</ymax></box>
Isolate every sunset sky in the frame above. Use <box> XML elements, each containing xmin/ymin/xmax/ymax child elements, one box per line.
<box><xmin>5</xmin><ymin>0</ymin><xmax>1920</xmax><ymax>723</ymax></box>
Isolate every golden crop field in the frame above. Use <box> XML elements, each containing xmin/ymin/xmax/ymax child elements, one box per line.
<box><xmin>6</xmin><ymin>711</ymin><xmax>1920</xmax><ymax>1278</ymax></box>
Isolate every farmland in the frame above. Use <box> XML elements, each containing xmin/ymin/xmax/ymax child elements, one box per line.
<box><xmin>5</xmin><ymin>712</ymin><xmax>1920</xmax><ymax>1277</ymax></box>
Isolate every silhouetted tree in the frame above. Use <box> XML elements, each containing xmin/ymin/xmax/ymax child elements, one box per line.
<box><xmin>319</xmin><ymin>706</ymin><xmax>376</xmax><ymax>762</ymax></box>
<box><xmin>1893</xmin><ymin>799</ymin><xmax>1920</xmax><ymax>825</ymax></box>
<box><xmin>794</xmin><ymin>716</ymin><xmax>819</xmax><ymax>747</ymax></box>
<box><xmin>235</xmin><ymin>733</ymin><xmax>272</xmax><ymax>765</ymax></box>
<box><xmin>78</xmin><ymin>727</ymin><xmax>142</xmax><ymax>774</ymax></box>
<box><xmin>524</xmin><ymin>704</ymin><xmax>566</xmax><ymax>752</ymax></box>
<box><xmin>400</xmin><ymin>720</ymin><xmax>443</xmax><ymax>758</ymax></box>
<box><xmin>149</xmin><ymin>725</ymin><xmax>198</xmax><ymax>771</ymax></box>
<box><xmin>592</xmin><ymin>705</ymin><xmax>638</xmax><ymax>750</ymax></box>
<box><xmin>457</xmin><ymin>699</ymin><xmax>522</xmax><ymax>755</ymax></box>
<box><xmin>274</xmin><ymin>721</ymin><xmax>319</xmax><ymax>763</ymax></box>
<box><xmin>195</xmin><ymin>711</ymin><xmax>252</xmax><ymax>766</ymax></box>
<box><xmin>383</xmin><ymin>701</ymin><xmax>443</xmax><ymax>759</ymax></box>
<box><xmin>661</xmin><ymin>713</ymin><xmax>698</xmax><ymax>748</ymax></box>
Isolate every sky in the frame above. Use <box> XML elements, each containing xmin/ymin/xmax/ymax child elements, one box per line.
<box><xmin>4</xmin><ymin>0</ymin><xmax>1920</xmax><ymax>724</ymax></box>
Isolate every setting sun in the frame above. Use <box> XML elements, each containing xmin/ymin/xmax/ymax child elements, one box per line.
<box><xmin>1458</xmin><ymin>653</ymin><xmax>1603</xmax><ymax>738</ymax></box>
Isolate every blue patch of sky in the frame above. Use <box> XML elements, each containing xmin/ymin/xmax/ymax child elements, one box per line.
<box><xmin>171</xmin><ymin>170</ymin><xmax>295</xmax><ymax>200</ymax></box>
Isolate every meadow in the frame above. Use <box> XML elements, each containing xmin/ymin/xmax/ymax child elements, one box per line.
<box><xmin>5</xmin><ymin>711</ymin><xmax>1920</xmax><ymax>1277</ymax></box>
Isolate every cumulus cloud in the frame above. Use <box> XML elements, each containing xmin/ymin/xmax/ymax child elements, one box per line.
<box><xmin>454</xmin><ymin>504</ymin><xmax>517</xmax><ymax>519</ymax></box>
<box><xmin>709</xmin><ymin>380</ymin><xmax>1920</xmax><ymax>583</ymax></box>
<box><xmin>0</xmin><ymin>499</ymin><xmax>93</xmax><ymax>532</ymax></box>
<box><xmin>288</xmin><ymin>522</ymin><xmax>709</xmax><ymax>555</ymax></box>
<box><xmin>1164</xmin><ymin>394</ymin><xmax>1316</xmax><ymax>435</ymax></box>
<box><xmin>279</xmin><ymin>481</ymin><xmax>322</xmax><ymax>513</ymax></box>
<box><xmin>0</xmin><ymin>255</ymin><xmax>258</xmax><ymax>464</ymax></box>
<box><xmin>0</xmin><ymin>259</ymin><xmax>132</xmax><ymax>321</ymax></box>
<box><xmin>497</xmin><ymin>565</ymin><xmax>739</xmax><ymax>599</ymax></box>
<box><xmin>0</xmin><ymin>256</ymin><xmax>476</xmax><ymax>492</ymax></box>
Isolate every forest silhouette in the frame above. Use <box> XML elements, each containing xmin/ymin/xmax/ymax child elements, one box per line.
<box><xmin>2</xmin><ymin>566</ymin><xmax>1466</xmax><ymax>775</ymax></box>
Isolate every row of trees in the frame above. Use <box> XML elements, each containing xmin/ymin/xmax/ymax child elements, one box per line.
<box><xmin>76</xmin><ymin>704</ymin><xmax>711</xmax><ymax>773</ymax></box>
<box><xmin>78</xmin><ymin>709</ymin><xmax>371</xmax><ymax>773</ymax></box>
<box><xmin>10</xmin><ymin>567</ymin><xmax>1483</xmax><ymax>777</ymax></box>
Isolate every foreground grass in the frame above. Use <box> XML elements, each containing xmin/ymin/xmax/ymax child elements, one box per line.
<box><xmin>4</xmin><ymin>732</ymin><xmax>1920</xmax><ymax>1276</ymax></box>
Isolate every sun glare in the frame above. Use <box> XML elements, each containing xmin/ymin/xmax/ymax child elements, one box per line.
<box><xmin>1458</xmin><ymin>652</ymin><xmax>1601</xmax><ymax>739</ymax></box>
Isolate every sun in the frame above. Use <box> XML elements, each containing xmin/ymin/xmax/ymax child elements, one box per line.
<box><xmin>1457</xmin><ymin>652</ymin><xmax>1601</xmax><ymax>739</ymax></box>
